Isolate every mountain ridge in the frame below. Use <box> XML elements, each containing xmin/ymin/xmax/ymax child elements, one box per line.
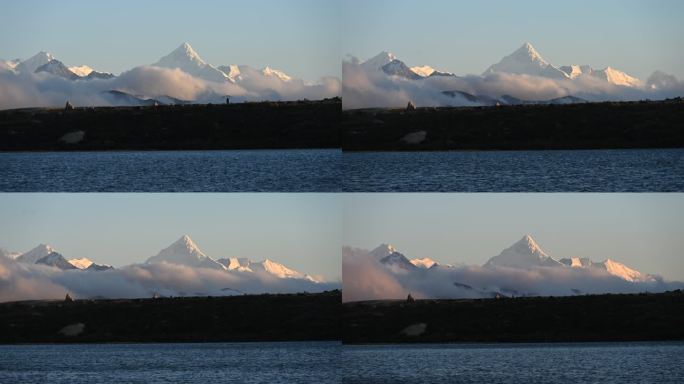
<box><xmin>153</xmin><ymin>42</ymin><xmax>231</xmax><ymax>83</ymax></box>
<box><xmin>360</xmin><ymin>42</ymin><xmax>646</xmax><ymax>89</ymax></box>
<box><xmin>373</xmin><ymin>234</ymin><xmax>654</xmax><ymax>283</ymax></box>
<box><xmin>7</xmin><ymin>235</ymin><xmax>322</xmax><ymax>283</ymax></box>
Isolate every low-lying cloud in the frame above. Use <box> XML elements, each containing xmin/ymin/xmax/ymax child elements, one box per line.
<box><xmin>342</xmin><ymin>58</ymin><xmax>684</xmax><ymax>109</ymax></box>
<box><xmin>342</xmin><ymin>246</ymin><xmax>683</xmax><ymax>302</ymax></box>
<box><xmin>0</xmin><ymin>66</ymin><xmax>340</xmax><ymax>110</ymax></box>
<box><xmin>342</xmin><ymin>247</ymin><xmax>407</xmax><ymax>302</ymax></box>
<box><xmin>0</xmin><ymin>256</ymin><xmax>338</xmax><ymax>302</ymax></box>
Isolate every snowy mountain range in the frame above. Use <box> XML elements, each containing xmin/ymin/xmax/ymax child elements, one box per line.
<box><xmin>35</xmin><ymin>252</ymin><xmax>79</xmax><ymax>270</ymax></box>
<box><xmin>361</xmin><ymin>51</ymin><xmax>396</xmax><ymax>71</ymax></box>
<box><xmin>345</xmin><ymin>42</ymin><xmax>681</xmax><ymax>109</ymax></box>
<box><xmin>372</xmin><ymin>235</ymin><xmax>654</xmax><ymax>283</ymax></box>
<box><xmin>483</xmin><ymin>42</ymin><xmax>570</xmax><ymax>80</ymax></box>
<box><xmin>1</xmin><ymin>235</ymin><xmax>333</xmax><ymax>301</ymax></box>
<box><xmin>484</xmin><ymin>234</ymin><xmax>563</xmax><ymax>269</ymax></box>
<box><xmin>13</xmin><ymin>243</ymin><xmax>112</xmax><ymax>271</ymax></box>
<box><xmin>365</xmin><ymin>42</ymin><xmax>643</xmax><ymax>88</ymax></box>
<box><xmin>2</xmin><ymin>43</ymin><xmax>299</xmax><ymax>86</ymax></box>
<box><xmin>153</xmin><ymin>42</ymin><xmax>232</xmax><ymax>83</ymax></box>
<box><xmin>339</xmin><ymin>234</ymin><xmax>677</xmax><ymax>300</ymax></box>
<box><xmin>146</xmin><ymin>235</ymin><xmax>321</xmax><ymax>282</ymax></box>
<box><xmin>5</xmin><ymin>51</ymin><xmax>116</xmax><ymax>81</ymax></box>
<box><xmin>482</xmin><ymin>235</ymin><xmax>652</xmax><ymax>282</ymax></box>
<box><xmin>0</xmin><ymin>42</ymin><xmax>340</xmax><ymax>109</ymax></box>
<box><xmin>147</xmin><ymin>235</ymin><xmax>226</xmax><ymax>270</ymax></box>
<box><xmin>14</xmin><ymin>51</ymin><xmax>55</xmax><ymax>73</ymax></box>
<box><xmin>3</xmin><ymin>235</ymin><xmax>321</xmax><ymax>282</ymax></box>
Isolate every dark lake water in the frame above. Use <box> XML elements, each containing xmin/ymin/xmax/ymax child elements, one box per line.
<box><xmin>0</xmin><ymin>341</ymin><xmax>340</xmax><ymax>384</ymax></box>
<box><xmin>1</xmin><ymin>341</ymin><xmax>681</xmax><ymax>383</ymax></box>
<box><xmin>342</xmin><ymin>342</ymin><xmax>684</xmax><ymax>384</ymax></box>
<box><xmin>0</xmin><ymin>149</ymin><xmax>341</xmax><ymax>192</ymax></box>
<box><xmin>342</xmin><ymin>149</ymin><xmax>684</xmax><ymax>191</ymax></box>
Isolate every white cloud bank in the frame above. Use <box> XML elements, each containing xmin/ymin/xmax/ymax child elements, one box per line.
<box><xmin>342</xmin><ymin>58</ymin><xmax>684</xmax><ymax>110</ymax></box>
<box><xmin>0</xmin><ymin>256</ymin><xmax>339</xmax><ymax>302</ymax></box>
<box><xmin>342</xmin><ymin>246</ymin><xmax>683</xmax><ymax>302</ymax></box>
<box><xmin>0</xmin><ymin>66</ymin><xmax>340</xmax><ymax>110</ymax></box>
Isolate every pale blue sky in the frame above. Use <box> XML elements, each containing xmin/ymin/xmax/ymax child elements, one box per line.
<box><xmin>342</xmin><ymin>0</ymin><xmax>684</xmax><ymax>80</ymax></box>
<box><xmin>0</xmin><ymin>194</ymin><xmax>341</xmax><ymax>281</ymax></box>
<box><xmin>344</xmin><ymin>194</ymin><xmax>684</xmax><ymax>281</ymax></box>
<box><xmin>0</xmin><ymin>0</ymin><xmax>340</xmax><ymax>79</ymax></box>
<box><xmin>3</xmin><ymin>1</ymin><xmax>681</xmax><ymax>80</ymax></box>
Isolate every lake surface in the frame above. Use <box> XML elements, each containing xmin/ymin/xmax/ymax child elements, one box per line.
<box><xmin>342</xmin><ymin>149</ymin><xmax>684</xmax><ymax>191</ymax></box>
<box><xmin>0</xmin><ymin>341</ymin><xmax>340</xmax><ymax>384</ymax></box>
<box><xmin>342</xmin><ymin>342</ymin><xmax>684</xmax><ymax>384</ymax></box>
<box><xmin>2</xmin><ymin>148</ymin><xmax>681</xmax><ymax>192</ymax></box>
<box><xmin>0</xmin><ymin>149</ymin><xmax>341</xmax><ymax>192</ymax></box>
<box><xmin>1</xmin><ymin>341</ymin><xmax>681</xmax><ymax>383</ymax></box>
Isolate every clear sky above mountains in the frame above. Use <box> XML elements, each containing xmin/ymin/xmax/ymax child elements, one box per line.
<box><xmin>342</xmin><ymin>0</ymin><xmax>684</xmax><ymax>79</ymax></box>
<box><xmin>343</xmin><ymin>194</ymin><xmax>684</xmax><ymax>280</ymax></box>
<box><xmin>3</xmin><ymin>0</ymin><xmax>681</xmax><ymax>80</ymax></box>
<box><xmin>0</xmin><ymin>194</ymin><xmax>341</xmax><ymax>281</ymax></box>
<box><xmin>0</xmin><ymin>0</ymin><xmax>340</xmax><ymax>79</ymax></box>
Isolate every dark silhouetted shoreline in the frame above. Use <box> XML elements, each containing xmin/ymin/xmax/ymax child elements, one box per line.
<box><xmin>343</xmin><ymin>99</ymin><xmax>684</xmax><ymax>151</ymax></box>
<box><xmin>0</xmin><ymin>98</ymin><xmax>340</xmax><ymax>151</ymax></box>
<box><xmin>0</xmin><ymin>291</ymin><xmax>340</xmax><ymax>343</ymax></box>
<box><xmin>343</xmin><ymin>290</ymin><xmax>684</xmax><ymax>343</ymax></box>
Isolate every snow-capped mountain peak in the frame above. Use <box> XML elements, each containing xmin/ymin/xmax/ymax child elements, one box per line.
<box><xmin>362</xmin><ymin>51</ymin><xmax>397</xmax><ymax>71</ymax></box>
<box><xmin>68</xmin><ymin>65</ymin><xmax>94</xmax><ymax>77</ymax></box>
<box><xmin>86</xmin><ymin>263</ymin><xmax>114</xmax><ymax>271</ymax></box>
<box><xmin>262</xmin><ymin>66</ymin><xmax>292</xmax><ymax>82</ymax></box>
<box><xmin>560</xmin><ymin>256</ymin><xmax>650</xmax><ymax>282</ymax></box>
<box><xmin>594</xmin><ymin>66</ymin><xmax>642</xmax><ymax>87</ymax></box>
<box><xmin>17</xmin><ymin>244</ymin><xmax>56</xmax><ymax>264</ymax></box>
<box><xmin>560</xmin><ymin>65</ymin><xmax>589</xmax><ymax>79</ymax></box>
<box><xmin>484</xmin><ymin>235</ymin><xmax>562</xmax><ymax>269</ymax></box>
<box><xmin>256</xmin><ymin>258</ymin><xmax>305</xmax><ymax>279</ymax></box>
<box><xmin>382</xmin><ymin>59</ymin><xmax>422</xmax><ymax>80</ymax></box>
<box><xmin>559</xmin><ymin>64</ymin><xmax>642</xmax><ymax>87</ymax></box>
<box><xmin>600</xmin><ymin>258</ymin><xmax>647</xmax><ymax>282</ymax></box>
<box><xmin>410</xmin><ymin>65</ymin><xmax>436</xmax><ymax>77</ymax></box>
<box><xmin>178</xmin><ymin>42</ymin><xmax>201</xmax><ymax>61</ymax></box>
<box><xmin>483</xmin><ymin>42</ymin><xmax>569</xmax><ymax>79</ymax></box>
<box><xmin>153</xmin><ymin>42</ymin><xmax>231</xmax><ymax>83</ymax></box>
<box><xmin>218</xmin><ymin>64</ymin><xmax>242</xmax><ymax>81</ymax></box>
<box><xmin>146</xmin><ymin>235</ymin><xmax>226</xmax><ymax>270</ymax></box>
<box><xmin>65</xmin><ymin>257</ymin><xmax>112</xmax><ymax>271</ymax></box>
<box><xmin>514</xmin><ymin>234</ymin><xmax>544</xmax><ymax>255</ymax></box>
<box><xmin>35</xmin><ymin>59</ymin><xmax>80</xmax><ymax>80</ymax></box>
<box><xmin>380</xmin><ymin>252</ymin><xmax>417</xmax><ymax>273</ymax></box>
<box><xmin>219</xmin><ymin>257</ymin><xmax>253</xmax><ymax>271</ymax></box>
<box><xmin>178</xmin><ymin>234</ymin><xmax>199</xmax><ymax>250</ymax></box>
<box><xmin>516</xmin><ymin>42</ymin><xmax>545</xmax><ymax>63</ymax></box>
<box><xmin>216</xmin><ymin>257</ymin><xmax>321</xmax><ymax>282</ymax></box>
<box><xmin>159</xmin><ymin>42</ymin><xmax>204</xmax><ymax>66</ymax></box>
<box><xmin>485</xmin><ymin>235</ymin><xmax>651</xmax><ymax>282</ymax></box>
<box><xmin>35</xmin><ymin>252</ymin><xmax>77</xmax><ymax>270</ymax></box>
<box><xmin>370</xmin><ymin>243</ymin><xmax>397</xmax><ymax>259</ymax></box>
<box><xmin>410</xmin><ymin>257</ymin><xmax>438</xmax><ymax>268</ymax></box>
<box><xmin>68</xmin><ymin>257</ymin><xmax>94</xmax><ymax>269</ymax></box>
<box><xmin>559</xmin><ymin>257</ymin><xmax>595</xmax><ymax>268</ymax></box>
<box><xmin>16</xmin><ymin>51</ymin><xmax>55</xmax><ymax>73</ymax></box>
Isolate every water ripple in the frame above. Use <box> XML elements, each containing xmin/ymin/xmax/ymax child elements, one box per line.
<box><xmin>342</xmin><ymin>342</ymin><xmax>684</xmax><ymax>384</ymax></box>
<box><xmin>0</xmin><ymin>149</ymin><xmax>342</xmax><ymax>192</ymax></box>
<box><xmin>0</xmin><ymin>342</ymin><xmax>341</xmax><ymax>384</ymax></box>
<box><xmin>342</xmin><ymin>149</ymin><xmax>684</xmax><ymax>192</ymax></box>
